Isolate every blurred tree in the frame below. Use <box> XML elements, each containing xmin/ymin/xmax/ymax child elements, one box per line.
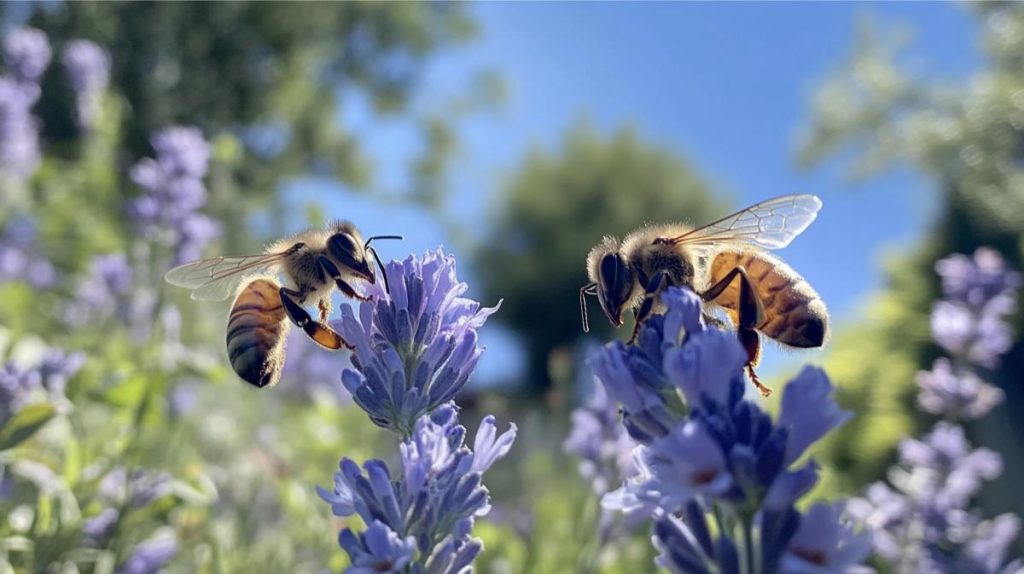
<box><xmin>475</xmin><ymin>124</ymin><xmax>726</xmax><ymax>393</ymax></box>
<box><xmin>24</xmin><ymin>2</ymin><xmax>477</xmax><ymax>246</ymax></box>
<box><xmin>799</xmin><ymin>4</ymin><xmax>1024</xmax><ymax>525</ymax></box>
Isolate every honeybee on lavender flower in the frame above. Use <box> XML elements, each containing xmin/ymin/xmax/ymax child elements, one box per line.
<box><xmin>581</xmin><ymin>194</ymin><xmax>828</xmax><ymax>397</ymax></box>
<box><xmin>165</xmin><ymin>221</ymin><xmax>400</xmax><ymax>389</ymax></box>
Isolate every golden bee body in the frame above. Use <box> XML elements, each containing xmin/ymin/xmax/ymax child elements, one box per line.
<box><xmin>582</xmin><ymin>195</ymin><xmax>828</xmax><ymax>396</ymax></box>
<box><xmin>708</xmin><ymin>249</ymin><xmax>828</xmax><ymax>349</ymax></box>
<box><xmin>166</xmin><ymin>221</ymin><xmax>401</xmax><ymax>389</ymax></box>
<box><xmin>226</xmin><ymin>278</ymin><xmax>289</xmax><ymax>388</ymax></box>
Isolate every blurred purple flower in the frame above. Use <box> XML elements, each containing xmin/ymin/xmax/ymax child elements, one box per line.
<box><xmin>936</xmin><ymin>248</ymin><xmax>1021</xmax><ymax>307</ymax></box>
<box><xmin>0</xmin><ymin>79</ymin><xmax>41</xmax><ymax>179</ymax></box>
<box><xmin>62</xmin><ymin>39</ymin><xmax>110</xmax><ymax>93</ymax></box>
<box><xmin>0</xmin><ymin>361</ymin><xmax>42</xmax><ymax>425</ymax></box>
<box><xmin>337</xmin><ymin>249</ymin><xmax>500</xmax><ymax>436</ymax></box>
<box><xmin>128</xmin><ymin>127</ymin><xmax>220</xmax><ymax>264</ymax></box>
<box><xmin>852</xmin><ymin>424</ymin><xmax>1017</xmax><ymax>572</ymax></box>
<box><xmin>151</xmin><ymin>127</ymin><xmax>210</xmax><ymax>178</ymax></box>
<box><xmin>279</xmin><ymin>327</ymin><xmax>353</xmax><ymax>404</ymax></box>
<box><xmin>117</xmin><ymin>532</ymin><xmax>177</xmax><ymax>574</ymax></box>
<box><xmin>3</xmin><ymin>27</ymin><xmax>51</xmax><ymax>84</ymax></box>
<box><xmin>83</xmin><ymin>507</ymin><xmax>119</xmax><ymax>546</ymax></box>
<box><xmin>564</xmin><ymin>380</ymin><xmax>635</xmax><ymax>495</ymax></box>
<box><xmin>0</xmin><ymin>346</ymin><xmax>82</xmax><ymax>425</ymax></box>
<box><xmin>930</xmin><ymin>248</ymin><xmax>1019</xmax><ymax>368</ymax></box>
<box><xmin>318</xmin><ymin>405</ymin><xmax>515</xmax><ymax>573</ymax></box>
<box><xmin>62</xmin><ymin>39</ymin><xmax>110</xmax><ymax>131</ymax></box>
<box><xmin>917</xmin><ymin>358</ymin><xmax>1004</xmax><ymax>420</ymax></box>
<box><xmin>0</xmin><ymin>28</ymin><xmax>47</xmax><ymax>181</ymax></box>
<box><xmin>0</xmin><ymin>216</ymin><xmax>55</xmax><ymax>287</ymax></box>
<box><xmin>167</xmin><ymin>382</ymin><xmax>199</xmax><ymax>418</ymax></box>
<box><xmin>98</xmin><ymin>467</ymin><xmax>172</xmax><ymax>508</ymax></box>
<box><xmin>66</xmin><ymin>253</ymin><xmax>156</xmax><ymax>330</ymax></box>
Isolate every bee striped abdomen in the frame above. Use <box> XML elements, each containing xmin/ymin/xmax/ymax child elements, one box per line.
<box><xmin>709</xmin><ymin>251</ymin><xmax>828</xmax><ymax>349</ymax></box>
<box><xmin>226</xmin><ymin>278</ymin><xmax>290</xmax><ymax>388</ymax></box>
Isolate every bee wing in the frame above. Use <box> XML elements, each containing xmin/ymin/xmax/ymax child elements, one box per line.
<box><xmin>668</xmin><ymin>194</ymin><xmax>822</xmax><ymax>250</ymax></box>
<box><xmin>165</xmin><ymin>252</ymin><xmax>288</xmax><ymax>301</ymax></box>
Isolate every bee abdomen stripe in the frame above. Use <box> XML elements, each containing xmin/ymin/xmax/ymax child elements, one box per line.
<box><xmin>229</xmin><ymin>302</ymin><xmax>283</xmax><ymax>315</ymax></box>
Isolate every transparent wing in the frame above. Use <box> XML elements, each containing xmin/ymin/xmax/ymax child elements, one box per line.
<box><xmin>669</xmin><ymin>194</ymin><xmax>822</xmax><ymax>249</ymax></box>
<box><xmin>164</xmin><ymin>252</ymin><xmax>287</xmax><ymax>301</ymax></box>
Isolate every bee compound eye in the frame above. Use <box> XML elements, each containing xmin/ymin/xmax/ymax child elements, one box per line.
<box><xmin>328</xmin><ymin>233</ymin><xmax>363</xmax><ymax>268</ymax></box>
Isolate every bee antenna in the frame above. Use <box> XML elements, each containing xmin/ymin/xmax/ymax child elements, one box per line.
<box><xmin>364</xmin><ymin>235</ymin><xmax>403</xmax><ymax>249</ymax></box>
<box><xmin>579</xmin><ymin>283</ymin><xmax>596</xmax><ymax>333</ymax></box>
<box><xmin>367</xmin><ymin>245</ymin><xmax>391</xmax><ymax>295</ymax></box>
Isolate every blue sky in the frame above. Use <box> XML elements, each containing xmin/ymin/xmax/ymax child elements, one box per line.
<box><xmin>290</xmin><ymin>2</ymin><xmax>982</xmax><ymax>385</ymax></box>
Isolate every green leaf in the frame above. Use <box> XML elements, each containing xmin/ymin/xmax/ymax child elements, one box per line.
<box><xmin>0</xmin><ymin>403</ymin><xmax>57</xmax><ymax>451</ymax></box>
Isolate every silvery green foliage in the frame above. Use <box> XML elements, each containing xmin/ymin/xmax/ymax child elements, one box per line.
<box><xmin>594</xmin><ymin>287</ymin><xmax>871</xmax><ymax>574</ymax></box>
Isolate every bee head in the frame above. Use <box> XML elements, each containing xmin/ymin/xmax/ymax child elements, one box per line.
<box><xmin>597</xmin><ymin>252</ymin><xmax>634</xmax><ymax>327</ymax></box>
<box><xmin>586</xmin><ymin>238</ymin><xmax>634</xmax><ymax>328</ymax></box>
<box><xmin>327</xmin><ymin>222</ymin><xmax>375</xmax><ymax>284</ymax></box>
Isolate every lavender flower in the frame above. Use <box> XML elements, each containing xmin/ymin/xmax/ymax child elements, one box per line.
<box><xmin>83</xmin><ymin>507</ymin><xmax>119</xmax><ymax>546</ymax></box>
<box><xmin>851</xmin><ymin>248</ymin><xmax>1022</xmax><ymax>572</ymax></box>
<box><xmin>278</xmin><ymin>328</ymin><xmax>353</xmax><ymax>404</ymax></box>
<box><xmin>930</xmin><ymin>248</ymin><xmax>1019</xmax><ymax>370</ymax></box>
<box><xmin>564</xmin><ymin>381</ymin><xmax>635</xmax><ymax>495</ymax></box>
<box><xmin>917</xmin><ymin>358</ymin><xmax>1005</xmax><ymax>420</ymax></box>
<box><xmin>98</xmin><ymin>467</ymin><xmax>172</xmax><ymax>508</ymax></box>
<box><xmin>0</xmin><ymin>361</ymin><xmax>42</xmax><ymax>426</ymax></box>
<box><xmin>128</xmin><ymin>127</ymin><xmax>220</xmax><ymax>264</ymax></box>
<box><xmin>0</xmin><ymin>216</ymin><xmax>55</xmax><ymax>288</ymax></box>
<box><xmin>117</xmin><ymin>531</ymin><xmax>177</xmax><ymax>574</ymax></box>
<box><xmin>318</xmin><ymin>405</ymin><xmax>516</xmax><ymax>573</ymax></box>
<box><xmin>62</xmin><ymin>39</ymin><xmax>111</xmax><ymax>131</ymax></box>
<box><xmin>3</xmin><ymin>27</ymin><xmax>51</xmax><ymax>84</ymax></box>
<box><xmin>0</xmin><ymin>346</ymin><xmax>83</xmax><ymax>426</ymax></box>
<box><xmin>0</xmin><ymin>77</ymin><xmax>42</xmax><ymax>181</ymax></box>
<box><xmin>336</xmin><ymin>249</ymin><xmax>500</xmax><ymax>436</ymax></box>
<box><xmin>340</xmin><ymin>521</ymin><xmax>417</xmax><ymax>574</ymax></box>
<box><xmin>780</xmin><ymin>502</ymin><xmax>873</xmax><ymax>574</ymax></box>
<box><xmin>65</xmin><ymin>252</ymin><xmax>159</xmax><ymax>341</ymax></box>
<box><xmin>0</xmin><ymin>27</ymin><xmax>49</xmax><ymax>182</ymax></box>
<box><xmin>594</xmin><ymin>287</ymin><xmax>869</xmax><ymax>573</ymax></box>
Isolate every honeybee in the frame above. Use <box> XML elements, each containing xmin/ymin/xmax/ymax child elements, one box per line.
<box><xmin>581</xmin><ymin>194</ymin><xmax>828</xmax><ymax>397</ymax></box>
<box><xmin>165</xmin><ymin>221</ymin><xmax>401</xmax><ymax>389</ymax></box>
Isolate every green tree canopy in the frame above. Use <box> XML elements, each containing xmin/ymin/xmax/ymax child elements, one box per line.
<box><xmin>475</xmin><ymin>124</ymin><xmax>727</xmax><ymax>392</ymax></box>
<box><xmin>799</xmin><ymin>4</ymin><xmax>1024</xmax><ymax>523</ymax></box>
<box><xmin>26</xmin><ymin>2</ymin><xmax>476</xmax><ymax>246</ymax></box>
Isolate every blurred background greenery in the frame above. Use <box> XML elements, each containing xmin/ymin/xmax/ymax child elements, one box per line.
<box><xmin>1</xmin><ymin>2</ymin><xmax>1022</xmax><ymax>572</ymax></box>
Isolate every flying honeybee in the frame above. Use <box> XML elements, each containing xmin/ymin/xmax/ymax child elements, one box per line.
<box><xmin>581</xmin><ymin>194</ymin><xmax>828</xmax><ymax>397</ymax></box>
<box><xmin>165</xmin><ymin>221</ymin><xmax>401</xmax><ymax>389</ymax></box>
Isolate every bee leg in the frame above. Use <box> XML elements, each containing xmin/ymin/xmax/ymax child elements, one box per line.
<box><xmin>701</xmin><ymin>267</ymin><xmax>772</xmax><ymax>397</ymax></box>
<box><xmin>318</xmin><ymin>256</ymin><xmax>371</xmax><ymax>302</ymax></box>
<box><xmin>279</xmin><ymin>288</ymin><xmax>352</xmax><ymax>351</ymax></box>
<box><xmin>318</xmin><ymin>298</ymin><xmax>331</xmax><ymax>323</ymax></box>
<box><xmin>629</xmin><ymin>270</ymin><xmax>669</xmax><ymax>343</ymax></box>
